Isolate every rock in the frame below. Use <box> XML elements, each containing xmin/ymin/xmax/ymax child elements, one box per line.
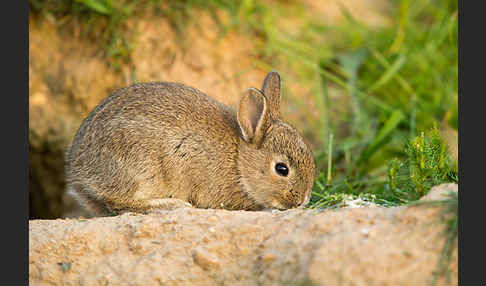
<box><xmin>192</xmin><ymin>247</ymin><xmax>221</xmax><ymax>270</ymax></box>
<box><xmin>420</xmin><ymin>183</ymin><xmax>458</xmax><ymax>202</ymax></box>
<box><xmin>29</xmin><ymin>185</ymin><xmax>458</xmax><ymax>286</ymax></box>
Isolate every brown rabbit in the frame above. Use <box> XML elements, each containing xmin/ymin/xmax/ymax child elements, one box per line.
<box><xmin>66</xmin><ymin>71</ymin><xmax>315</xmax><ymax>216</ymax></box>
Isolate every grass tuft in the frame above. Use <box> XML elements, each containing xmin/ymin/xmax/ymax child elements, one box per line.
<box><xmin>387</xmin><ymin>127</ymin><xmax>458</xmax><ymax>202</ymax></box>
<box><xmin>310</xmin><ymin>128</ymin><xmax>457</xmax><ymax>208</ymax></box>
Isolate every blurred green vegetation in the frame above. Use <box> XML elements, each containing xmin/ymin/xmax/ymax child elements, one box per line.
<box><xmin>29</xmin><ymin>0</ymin><xmax>458</xmax><ymax>207</ymax></box>
<box><xmin>231</xmin><ymin>0</ymin><xmax>459</xmax><ymax>208</ymax></box>
<box><xmin>29</xmin><ymin>0</ymin><xmax>234</xmax><ymax>69</ymax></box>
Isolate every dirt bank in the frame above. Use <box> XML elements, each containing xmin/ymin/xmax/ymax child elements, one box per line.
<box><xmin>29</xmin><ymin>184</ymin><xmax>457</xmax><ymax>286</ymax></box>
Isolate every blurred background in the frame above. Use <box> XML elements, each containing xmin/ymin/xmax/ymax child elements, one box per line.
<box><xmin>29</xmin><ymin>0</ymin><xmax>458</xmax><ymax>219</ymax></box>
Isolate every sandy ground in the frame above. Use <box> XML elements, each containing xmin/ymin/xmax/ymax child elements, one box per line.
<box><xmin>29</xmin><ymin>184</ymin><xmax>457</xmax><ymax>286</ymax></box>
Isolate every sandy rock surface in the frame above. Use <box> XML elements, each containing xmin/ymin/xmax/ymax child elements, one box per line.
<box><xmin>29</xmin><ymin>184</ymin><xmax>458</xmax><ymax>286</ymax></box>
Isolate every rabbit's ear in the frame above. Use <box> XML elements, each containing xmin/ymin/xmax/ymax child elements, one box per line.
<box><xmin>237</xmin><ymin>88</ymin><xmax>269</xmax><ymax>146</ymax></box>
<box><xmin>261</xmin><ymin>71</ymin><xmax>281</xmax><ymax>120</ymax></box>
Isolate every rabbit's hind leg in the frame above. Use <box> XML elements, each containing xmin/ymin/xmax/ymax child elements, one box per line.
<box><xmin>66</xmin><ymin>185</ymin><xmax>112</xmax><ymax>217</ymax></box>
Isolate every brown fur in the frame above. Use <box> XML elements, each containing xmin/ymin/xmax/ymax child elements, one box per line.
<box><xmin>66</xmin><ymin>72</ymin><xmax>315</xmax><ymax>215</ymax></box>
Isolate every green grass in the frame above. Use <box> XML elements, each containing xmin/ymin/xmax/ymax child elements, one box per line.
<box><xmin>222</xmin><ymin>0</ymin><xmax>458</xmax><ymax>208</ymax></box>
<box><xmin>310</xmin><ymin>128</ymin><xmax>457</xmax><ymax>208</ymax></box>
<box><xmin>305</xmin><ymin>0</ymin><xmax>459</xmax><ymax>208</ymax></box>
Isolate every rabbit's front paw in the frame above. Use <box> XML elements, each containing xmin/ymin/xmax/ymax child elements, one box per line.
<box><xmin>145</xmin><ymin>198</ymin><xmax>193</xmax><ymax>213</ymax></box>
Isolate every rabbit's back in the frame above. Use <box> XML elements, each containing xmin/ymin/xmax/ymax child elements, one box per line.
<box><xmin>67</xmin><ymin>82</ymin><xmax>242</xmax><ymax>212</ymax></box>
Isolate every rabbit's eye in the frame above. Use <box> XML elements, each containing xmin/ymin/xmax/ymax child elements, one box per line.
<box><xmin>275</xmin><ymin>163</ymin><xmax>289</xmax><ymax>177</ymax></box>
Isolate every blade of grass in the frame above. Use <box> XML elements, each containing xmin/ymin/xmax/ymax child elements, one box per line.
<box><xmin>371</xmin><ymin>49</ymin><xmax>414</xmax><ymax>94</ymax></box>
<box><xmin>76</xmin><ymin>0</ymin><xmax>112</xmax><ymax>15</ymax></box>
<box><xmin>356</xmin><ymin>109</ymin><xmax>405</xmax><ymax>166</ymax></box>
<box><xmin>326</xmin><ymin>133</ymin><xmax>334</xmax><ymax>185</ymax></box>
<box><xmin>337</xmin><ymin>49</ymin><xmax>368</xmax><ymax>137</ymax></box>
<box><xmin>388</xmin><ymin>0</ymin><xmax>410</xmax><ymax>54</ymax></box>
<box><xmin>370</xmin><ymin>48</ymin><xmax>418</xmax><ymax>139</ymax></box>
<box><xmin>367</xmin><ymin>55</ymin><xmax>406</xmax><ymax>93</ymax></box>
<box><xmin>317</xmin><ymin>59</ymin><xmax>330</xmax><ymax>147</ymax></box>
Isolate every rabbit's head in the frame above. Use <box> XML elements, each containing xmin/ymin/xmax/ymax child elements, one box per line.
<box><xmin>237</xmin><ymin>71</ymin><xmax>316</xmax><ymax>210</ymax></box>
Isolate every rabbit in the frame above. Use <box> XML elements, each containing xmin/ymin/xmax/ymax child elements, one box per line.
<box><xmin>65</xmin><ymin>71</ymin><xmax>316</xmax><ymax>216</ymax></box>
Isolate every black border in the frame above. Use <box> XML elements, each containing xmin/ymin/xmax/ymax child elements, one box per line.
<box><xmin>459</xmin><ymin>0</ymin><xmax>479</xmax><ymax>285</ymax></box>
<box><xmin>4</xmin><ymin>1</ymin><xmax>29</xmax><ymax>285</ymax></box>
